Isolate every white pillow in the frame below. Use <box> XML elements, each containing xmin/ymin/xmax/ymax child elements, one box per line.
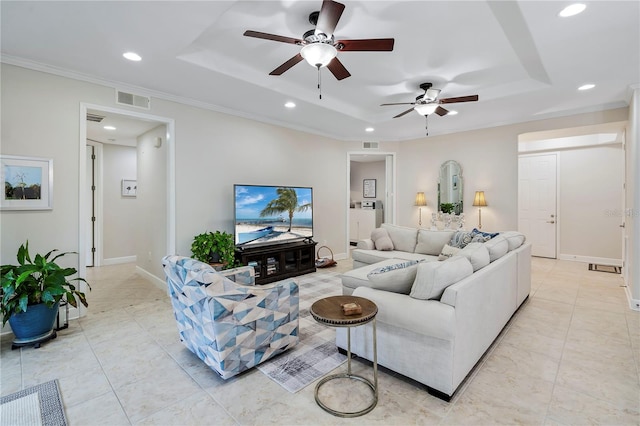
<box><xmin>501</xmin><ymin>231</ymin><xmax>526</xmax><ymax>251</ymax></box>
<box><xmin>410</xmin><ymin>256</ymin><xmax>473</xmax><ymax>300</ymax></box>
<box><xmin>438</xmin><ymin>244</ymin><xmax>461</xmax><ymax>261</ymax></box>
<box><xmin>371</xmin><ymin>228</ymin><xmax>394</xmax><ymax>251</ymax></box>
<box><xmin>458</xmin><ymin>242</ymin><xmax>490</xmax><ymax>271</ymax></box>
<box><xmin>484</xmin><ymin>235</ymin><xmax>509</xmax><ymax>262</ymax></box>
<box><xmin>381</xmin><ymin>223</ymin><xmax>418</xmax><ymax>253</ymax></box>
<box><xmin>415</xmin><ymin>229</ymin><xmax>456</xmax><ymax>256</ymax></box>
<box><xmin>367</xmin><ymin>260</ymin><xmax>420</xmax><ymax>294</ymax></box>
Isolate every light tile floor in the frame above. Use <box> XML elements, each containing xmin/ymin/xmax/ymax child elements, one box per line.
<box><xmin>1</xmin><ymin>257</ymin><xmax>639</xmax><ymax>425</ymax></box>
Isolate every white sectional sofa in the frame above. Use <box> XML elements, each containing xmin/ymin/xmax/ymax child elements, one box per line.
<box><xmin>338</xmin><ymin>223</ymin><xmax>531</xmax><ymax>399</ymax></box>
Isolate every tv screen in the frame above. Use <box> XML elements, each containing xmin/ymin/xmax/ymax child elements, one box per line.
<box><xmin>234</xmin><ymin>184</ymin><xmax>313</xmax><ymax>247</ymax></box>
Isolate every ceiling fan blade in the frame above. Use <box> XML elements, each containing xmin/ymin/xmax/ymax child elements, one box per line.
<box><xmin>269</xmin><ymin>54</ymin><xmax>303</xmax><ymax>76</ymax></box>
<box><xmin>380</xmin><ymin>102</ymin><xmax>415</xmax><ymax>106</ymax></box>
<box><xmin>315</xmin><ymin>0</ymin><xmax>345</xmax><ymax>36</ymax></box>
<box><xmin>243</xmin><ymin>30</ymin><xmax>302</xmax><ymax>45</ymax></box>
<box><xmin>435</xmin><ymin>106</ymin><xmax>449</xmax><ymax>116</ymax></box>
<box><xmin>326</xmin><ymin>57</ymin><xmax>351</xmax><ymax>80</ymax></box>
<box><xmin>439</xmin><ymin>95</ymin><xmax>479</xmax><ymax>104</ymax></box>
<box><xmin>393</xmin><ymin>108</ymin><xmax>415</xmax><ymax>119</ymax></box>
<box><xmin>336</xmin><ymin>38</ymin><xmax>395</xmax><ymax>51</ymax></box>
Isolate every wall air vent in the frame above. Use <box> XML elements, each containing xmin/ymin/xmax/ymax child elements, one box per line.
<box><xmin>116</xmin><ymin>90</ymin><xmax>151</xmax><ymax>109</ymax></box>
<box><xmin>362</xmin><ymin>142</ymin><xmax>379</xmax><ymax>150</ymax></box>
<box><xmin>86</xmin><ymin>113</ymin><xmax>105</xmax><ymax>123</ymax></box>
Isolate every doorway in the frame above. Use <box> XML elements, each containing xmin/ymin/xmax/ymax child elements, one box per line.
<box><xmin>78</xmin><ymin>104</ymin><xmax>176</xmax><ymax>315</ymax></box>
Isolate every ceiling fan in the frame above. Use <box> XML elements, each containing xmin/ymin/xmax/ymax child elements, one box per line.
<box><xmin>243</xmin><ymin>0</ymin><xmax>394</xmax><ymax>81</ymax></box>
<box><xmin>381</xmin><ymin>83</ymin><xmax>479</xmax><ymax>118</ymax></box>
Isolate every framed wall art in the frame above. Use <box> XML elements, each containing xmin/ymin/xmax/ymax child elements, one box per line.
<box><xmin>122</xmin><ymin>179</ymin><xmax>137</xmax><ymax>197</ymax></box>
<box><xmin>1</xmin><ymin>155</ymin><xmax>53</xmax><ymax>210</ymax></box>
<box><xmin>363</xmin><ymin>179</ymin><xmax>376</xmax><ymax>198</ymax></box>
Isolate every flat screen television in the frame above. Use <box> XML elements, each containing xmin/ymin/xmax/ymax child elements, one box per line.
<box><xmin>234</xmin><ymin>184</ymin><xmax>313</xmax><ymax>247</ymax></box>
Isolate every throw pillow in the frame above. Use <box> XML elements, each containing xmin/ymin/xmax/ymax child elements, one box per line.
<box><xmin>458</xmin><ymin>242</ymin><xmax>490</xmax><ymax>271</ymax></box>
<box><xmin>371</xmin><ymin>228</ymin><xmax>394</xmax><ymax>251</ymax></box>
<box><xmin>483</xmin><ymin>234</ymin><xmax>509</xmax><ymax>262</ymax></box>
<box><xmin>438</xmin><ymin>244</ymin><xmax>461</xmax><ymax>261</ymax></box>
<box><xmin>470</xmin><ymin>228</ymin><xmax>499</xmax><ymax>243</ymax></box>
<box><xmin>449</xmin><ymin>231</ymin><xmax>474</xmax><ymax>249</ymax></box>
<box><xmin>367</xmin><ymin>260</ymin><xmax>421</xmax><ymax>294</ymax></box>
<box><xmin>415</xmin><ymin>229</ymin><xmax>456</xmax><ymax>256</ymax></box>
<box><xmin>410</xmin><ymin>256</ymin><xmax>473</xmax><ymax>300</ymax></box>
<box><xmin>381</xmin><ymin>223</ymin><xmax>419</xmax><ymax>253</ymax></box>
<box><xmin>500</xmin><ymin>231</ymin><xmax>526</xmax><ymax>251</ymax></box>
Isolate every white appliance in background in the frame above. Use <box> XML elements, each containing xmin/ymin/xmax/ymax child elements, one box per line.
<box><xmin>362</xmin><ymin>200</ymin><xmax>383</xmax><ymax>210</ymax></box>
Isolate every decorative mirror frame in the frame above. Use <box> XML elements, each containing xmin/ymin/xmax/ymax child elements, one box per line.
<box><xmin>438</xmin><ymin>160</ymin><xmax>463</xmax><ymax>215</ymax></box>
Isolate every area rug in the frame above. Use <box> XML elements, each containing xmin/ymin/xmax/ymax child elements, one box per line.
<box><xmin>0</xmin><ymin>379</ymin><xmax>67</xmax><ymax>426</ymax></box>
<box><xmin>258</xmin><ymin>271</ymin><xmax>347</xmax><ymax>393</ymax></box>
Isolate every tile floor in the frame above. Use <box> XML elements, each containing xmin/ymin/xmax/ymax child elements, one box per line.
<box><xmin>1</xmin><ymin>256</ymin><xmax>639</xmax><ymax>425</ymax></box>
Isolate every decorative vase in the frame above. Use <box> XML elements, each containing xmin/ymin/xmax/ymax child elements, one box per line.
<box><xmin>8</xmin><ymin>302</ymin><xmax>59</xmax><ymax>346</ymax></box>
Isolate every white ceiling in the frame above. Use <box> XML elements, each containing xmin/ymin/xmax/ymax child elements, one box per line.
<box><xmin>2</xmin><ymin>1</ymin><xmax>639</xmax><ymax>142</ymax></box>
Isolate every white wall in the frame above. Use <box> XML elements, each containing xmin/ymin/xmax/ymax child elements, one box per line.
<box><xmin>350</xmin><ymin>160</ymin><xmax>386</xmax><ymax>207</ymax></box>
<box><xmin>627</xmin><ymin>88</ymin><xmax>640</xmax><ymax>307</ymax></box>
<box><xmin>102</xmin><ymin>143</ymin><xmax>137</xmax><ymax>261</ymax></box>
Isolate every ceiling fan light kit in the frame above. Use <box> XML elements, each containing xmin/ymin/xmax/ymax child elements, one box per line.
<box><xmin>414</xmin><ymin>103</ymin><xmax>439</xmax><ymax>116</ymax></box>
<box><xmin>300</xmin><ymin>43</ymin><xmax>337</xmax><ymax>68</ymax></box>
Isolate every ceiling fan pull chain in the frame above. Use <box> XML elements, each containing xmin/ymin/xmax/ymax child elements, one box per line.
<box><xmin>317</xmin><ymin>65</ymin><xmax>322</xmax><ymax>99</ymax></box>
<box><xmin>425</xmin><ymin>115</ymin><xmax>429</xmax><ymax>136</ymax></box>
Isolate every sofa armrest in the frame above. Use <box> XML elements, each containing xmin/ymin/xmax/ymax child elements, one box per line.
<box><xmin>219</xmin><ymin>265</ymin><xmax>255</xmax><ymax>286</ymax></box>
<box><xmin>357</xmin><ymin>239</ymin><xmax>375</xmax><ymax>250</ymax></box>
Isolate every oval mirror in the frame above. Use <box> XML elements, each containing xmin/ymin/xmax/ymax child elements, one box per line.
<box><xmin>438</xmin><ymin>160</ymin><xmax>463</xmax><ymax>214</ymax></box>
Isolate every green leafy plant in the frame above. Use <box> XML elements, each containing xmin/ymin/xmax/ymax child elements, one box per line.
<box><xmin>440</xmin><ymin>203</ymin><xmax>455</xmax><ymax>214</ymax></box>
<box><xmin>191</xmin><ymin>231</ymin><xmax>237</xmax><ymax>269</ymax></box>
<box><xmin>1</xmin><ymin>241</ymin><xmax>90</xmax><ymax>326</ymax></box>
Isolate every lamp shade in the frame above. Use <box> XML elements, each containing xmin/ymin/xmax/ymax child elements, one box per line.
<box><xmin>414</xmin><ymin>192</ymin><xmax>427</xmax><ymax>206</ymax></box>
<box><xmin>300</xmin><ymin>43</ymin><xmax>337</xmax><ymax>68</ymax></box>
<box><xmin>472</xmin><ymin>191</ymin><xmax>487</xmax><ymax>207</ymax></box>
<box><xmin>414</xmin><ymin>103</ymin><xmax>439</xmax><ymax>116</ymax></box>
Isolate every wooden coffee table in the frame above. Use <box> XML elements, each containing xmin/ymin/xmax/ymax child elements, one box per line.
<box><xmin>310</xmin><ymin>295</ymin><xmax>378</xmax><ymax>417</ymax></box>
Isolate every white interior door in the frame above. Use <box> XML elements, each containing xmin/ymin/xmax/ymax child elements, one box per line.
<box><xmin>518</xmin><ymin>154</ymin><xmax>557</xmax><ymax>258</ymax></box>
<box><xmin>385</xmin><ymin>154</ymin><xmax>395</xmax><ymax>224</ymax></box>
<box><xmin>85</xmin><ymin>144</ymin><xmax>95</xmax><ymax>266</ymax></box>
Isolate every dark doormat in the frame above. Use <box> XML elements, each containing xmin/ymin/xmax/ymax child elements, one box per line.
<box><xmin>588</xmin><ymin>264</ymin><xmax>621</xmax><ymax>274</ymax></box>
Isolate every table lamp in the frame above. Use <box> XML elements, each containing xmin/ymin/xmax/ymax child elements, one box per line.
<box><xmin>414</xmin><ymin>192</ymin><xmax>427</xmax><ymax>226</ymax></box>
<box><xmin>472</xmin><ymin>191</ymin><xmax>487</xmax><ymax>229</ymax></box>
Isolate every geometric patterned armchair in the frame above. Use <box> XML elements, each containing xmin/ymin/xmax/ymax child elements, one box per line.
<box><xmin>162</xmin><ymin>255</ymin><xmax>299</xmax><ymax>379</ymax></box>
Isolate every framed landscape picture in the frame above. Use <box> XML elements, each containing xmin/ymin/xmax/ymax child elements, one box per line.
<box><xmin>1</xmin><ymin>155</ymin><xmax>53</xmax><ymax>210</ymax></box>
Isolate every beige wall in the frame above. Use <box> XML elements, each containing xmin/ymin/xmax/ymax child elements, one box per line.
<box><xmin>350</xmin><ymin>160</ymin><xmax>386</xmax><ymax>207</ymax></box>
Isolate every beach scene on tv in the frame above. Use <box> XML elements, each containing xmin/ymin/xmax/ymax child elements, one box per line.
<box><xmin>235</xmin><ymin>185</ymin><xmax>313</xmax><ymax>246</ymax></box>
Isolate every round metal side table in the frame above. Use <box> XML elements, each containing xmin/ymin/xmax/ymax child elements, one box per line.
<box><xmin>310</xmin><ymin>295</ymin><xmax>378</xmax><ymax>417</ymax></box>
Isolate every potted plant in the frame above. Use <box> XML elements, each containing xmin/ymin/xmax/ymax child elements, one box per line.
<box><xmin>191</xmin><ymin>231</ymin><xmax>237</xmax><ymax>269</ymax></box>
<box><xmin>440</xmin><ymin>203</ymin><xmax>455</xmax><ymax>214</ymax></box>
<box><xmin>1</xmin><ymin>241</ymin><xmax>90</xmax><ymax>347</ymax></box>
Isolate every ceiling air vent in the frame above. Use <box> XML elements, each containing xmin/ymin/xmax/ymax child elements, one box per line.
<box><xmin>86</xmin><ymin>113</ymin><xmax>105</xmax><ymax>123</ymax></box>
<box><xmin>116</xmin><ymin>90</ymin><xmax>150</xmax><ymax>109</ymax></box>
<box><xmin>362</xmin><ymin>142</ymin><xmax>379</xmax><ymax>150</ymax></box>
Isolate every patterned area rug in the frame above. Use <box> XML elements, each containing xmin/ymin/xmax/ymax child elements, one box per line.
<box><xmin>258</xmin><ymin>271</ymin><xmax>347</xmax><ymax>393</ymax></box>
<box><xmin>0</xmin><ymin>380</ymin><xmax>67</xmax><ymax>426</ymax></box>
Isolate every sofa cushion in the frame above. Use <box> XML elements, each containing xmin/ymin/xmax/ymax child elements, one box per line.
<box><xmin>371</xmin><ymin>227</ymin><xmax>394</xmax><ymax>251</ymax></box>
<box><xmin>410</xmin><ymin>256</ymin><xmax>473</xmax><ymax>300</ymax></box>
<box><xmin>501</xmin><ymin>231</ymin><xmax>526</xmax><ymax>251</ymax></box>
<box><xmin>352</xmin><ymin>249</ymin><xmax>437</xmax><ymax>266</ymax></box>
<box><xmin>381</xmin><ymin>223</ymin><xmax>419</xmax><ymax>253</ymax></box>
<box><xmin>366</xmin><ymin>259</ymin><xmax>421</xmax><ymax>294</ymax></box>
<box><xmin>458</xmin><ymin>242</ymin><xmax>491</xmax><ymax>271</ymax></box>
<box><xmin>470</xmin><ymin>228</ymin><xmax>499</xmax><ymax>243</ymax></box>
<box><xmin>415</xmin><ymin>229</ymin><xmax>456</xmax><ymax>256</ymax></box>
<box><xmin>449</xmin><ymin>231</ymin><xmax>474</xmax><ymax>249</ymax></box>
<box><xmin>438</xmin><ymin>244</ymin><xmax>461</xmax><ymax>261</ymax></box>
<box><xmin>342</xmin><ymin>258</ymin><xmax>411</xmax><ymax>294</ymax></box>
<box><xmin>484</xmin><ymin>234</ymin><xmax>509</xmax><ymax>262</ymax></box>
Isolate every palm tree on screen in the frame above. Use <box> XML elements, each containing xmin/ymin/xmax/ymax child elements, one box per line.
<box><xmin>260</xmin><ymin>187</ymin><xmax>311</xmax><ymax>232</ymax></box>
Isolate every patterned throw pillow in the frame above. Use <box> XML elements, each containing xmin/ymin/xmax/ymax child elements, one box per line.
<box><xmin>470</xmin><ymin>228</ymin><xmax>499</xmax><ymax>243</ymax></box>
<box><xmin>367</xmin><ymin>260</ymin><xmax>421</xmax><ymax>294</ymax></box>
<box><xmin>438</xmin><ymin>244</ymin><xmax>461</xmax><ymax>261</ymax></box>
<box><xmin>449</xmin><ymin>231</ymin><xmax>474</xmax><ymax>249</ymax></box>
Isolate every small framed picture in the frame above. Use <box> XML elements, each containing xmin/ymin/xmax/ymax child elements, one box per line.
<box><xmin>1</xmin><ymin>155</ymin><xmax>53</xmax><ymax>210</ymax></box>
<box><xmin>122</xmin><ymin>179</ymin><xmax>137</xmax><ymax>197</ymax></box>
<box><xmin>363</xmin><ymin>179</ymin><xmax>376</xmax><ymax>198</ymax></box>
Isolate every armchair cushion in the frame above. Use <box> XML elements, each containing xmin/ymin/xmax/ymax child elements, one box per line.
<box><xmin>162</xmin><ymin>256</ymin><xmax>299</xmax><ymax>380</ymax></box>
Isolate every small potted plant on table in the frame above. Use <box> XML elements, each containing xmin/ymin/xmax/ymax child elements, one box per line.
<box><xmin>191</xmin><ymin>231</ymin><xmax>237</xmax><ymax>270</ymax></box>
<box><xmin>1</xmin><ymin>241</ymin><xmax>90</xmax><ymax>349</ymax></box>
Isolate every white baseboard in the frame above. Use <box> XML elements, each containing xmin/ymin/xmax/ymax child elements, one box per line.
<box><xmin>558</xmin><ymin>254</ymin><xmax>622</xmax><ymax>267</ymax></box>
<box><xmin>103</xmin><ymin>255</ymin><xmax>137</xmax><ymax>266</ymax></box>
<box><xmin>334</xmin><ymin>251</ymin><xmax>349</xmax><ymax>261</ymax></box>
<box><xmin>625</xmin><ymin>286</ymin><xmax>640</xmax><ymax>311</ymax></box>
<box><xmin>135</xmin><ymin>266</ymin><xmax>167</xmax><ymax>292</ymax></box>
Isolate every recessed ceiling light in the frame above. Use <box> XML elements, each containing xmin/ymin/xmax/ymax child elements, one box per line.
<box><xmin>365</xmin><ymin>127</ymin><xmax>375</xmax><ymax>132</ymax></box>
<box><xmin>284</xmin><ymin>101</ymin><xmax>296</xmax><ymax>108</ymax></box>
<box><xmin>122</xmin><ymin>52</ymin><xmax>142</xmax><ymax>61</ymax></box>
<box><xmin>578</xmin><ymin>83</ymin><xmax>595</xmax><ymax>91</ymax></box>
<box><xmin>103</xmin><ymin>125</ymin><xmax>116</xmax><ymax>130</ymax></box>
<box><xmin>446</xmin><ymin>110</ymin><xmax>458</xmax><ymax>116</ymax></box>
<box><xmin>559</xmin><ymin>3</ymin><xmax>586</xmax><ymax>17</ymax></box>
